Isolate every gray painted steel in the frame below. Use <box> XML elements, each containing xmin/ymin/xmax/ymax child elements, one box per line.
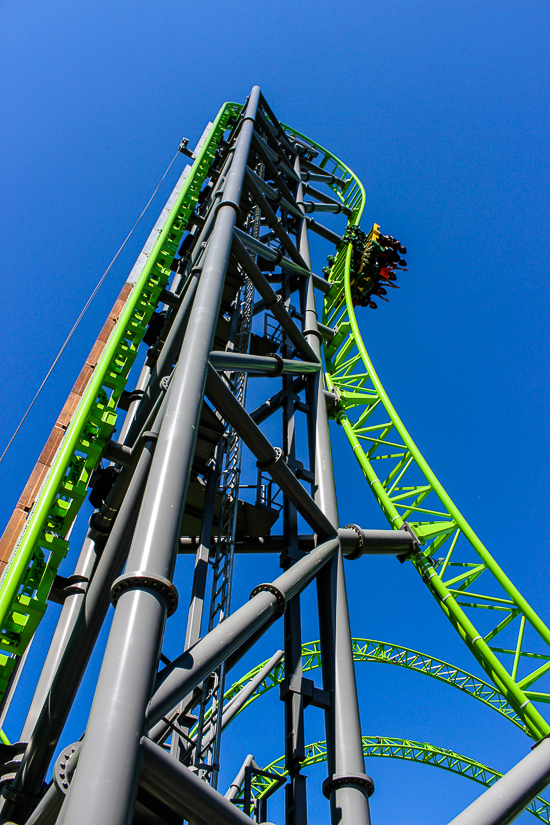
<box><xmin>0</xmin><ymin>86</ymin><xmax>434</xmax><ymax>825</ymax></box>
<box><xmin>147</xmin><ymin>536</ymin><xmax>340</xmax><ymax>727</ymax></box>
<box><xmin>60</xmin><ymin>87</ymin><xmax>262</xmax><ymax>825</ymax></box>
<box><xmin>296</xmin><ymin>156</ymin><xmax>372</xmax><ymax>825</ymax></box>
<box><xmin>140</xmin><ymin>736</ymin><xmax>267</xmax><ymax>825</ymax></box>
<box><xmin>3</xmin><ymin>437</ymin><xmax>159</xmax><ymax>820</ymax></box>
<box><xmin>447</xmin><ymin>738</ymin><xmax>550</xmax><ymax>825</ymax></box>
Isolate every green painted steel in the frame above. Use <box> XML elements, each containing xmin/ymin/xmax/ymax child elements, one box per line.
<box><xmin>0</xmin><ymin>102</ymin><xmax>241</xmax><ymax>701</ymax></box>
<box><xmin>223</xmin><ymin>638</ymin><xmax>528</xmax><ymax>736</ymax></box>
<box><xmin>237</xmin><ymin>736</ymin><xmax>550</xmax><ymax>823</ymax></box>
<box><xmin>273</xmin><ymin>122</ymin><xmax>550</xmax><ymax>739</ymax></box>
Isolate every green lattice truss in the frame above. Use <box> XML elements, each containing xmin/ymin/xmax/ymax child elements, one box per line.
<box><xmin>236</xmin><ymin>736</ymin><xmax>550</xmax><ymax>824</ymax></box>
<box><xmin>223</xmin><ymin>638</ymin><xmax>529</xmax><ymax>737</ymax></box>
<box><xmin>0</xmin><ymin>102</ymin><xmax>241</xmax><ymax>701</ymax></box>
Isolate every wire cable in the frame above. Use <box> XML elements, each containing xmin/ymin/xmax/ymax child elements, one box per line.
<box><xmin>0</xmin><ymin>148</ymin><xmax>182</xmax><ymax>467</ymax></box>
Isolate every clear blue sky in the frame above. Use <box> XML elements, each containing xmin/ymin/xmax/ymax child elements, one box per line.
<box><xmin>1</xmin><ymin>1</ymin><xmax>549</xmax><ymax>822</ymax></box>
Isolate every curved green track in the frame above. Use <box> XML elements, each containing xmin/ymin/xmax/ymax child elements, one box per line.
<box><xmin>277</xmin><ymin>122</ymin><xmax>550</xmax><ymax>740</ymax></box>
<box><xmin>236</xmin><ymin>736</ymin><xmax>550</xmax><ymax>823</ymax></box>
<box><xmin>223</xmin><ymin>638</ymin><xmax>528</xmax><ymax>736</ymax></box>
<box><xmin>0</xmin><ymin>102</ymin><xmax>241</xmax><ymax>701</ymax></box>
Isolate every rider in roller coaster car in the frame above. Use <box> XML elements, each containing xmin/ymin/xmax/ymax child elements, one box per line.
<box><xmin>334</xmin><ymin>224</ymin><xmax>408</xmax><ymax>309</ymax></box>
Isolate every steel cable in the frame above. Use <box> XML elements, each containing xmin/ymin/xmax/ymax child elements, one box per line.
<box><xmin>0</xmin><ymin>147</ymin><xmax>182</xmax><ymax>466</ymax></box>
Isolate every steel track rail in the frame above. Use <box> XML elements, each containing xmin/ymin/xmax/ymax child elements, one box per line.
<box><xmin>272</xmin><ymin>121</ymin><xmax>550</xmax><ymax>739</ymax></box>
<box><xmin>220</xmin><ymin>638</ymin><xmax>526</xmax><ymax>735</ymax></box>
<box><xmin>236</xmin><ymin>736</ymin><xmax>550</xmax><ymax>824</ymax></box>
<box><xmin>0</xmin><ymin>102</ymin><xmax>241</xmax><ymax>704</ymax></box>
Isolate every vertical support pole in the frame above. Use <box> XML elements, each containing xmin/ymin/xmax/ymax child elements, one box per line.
<box><xmin>60</xmin><ymin>86</ymin><xmax>261</xmax><ymax>825</ymax></box>
<box><xmin>169</xmin><ymin>443</ymin><xmax>224</xmax><ymax>762</ymax></box>
<box><xmin>280</xmin><ymin>195</ymin><xmax>307</xmax><ymax>825</ymax></box>
<box><xmin>296</xmin><ymin>153</ymin><xmax>372</xmax><ymax>824</ymax></box>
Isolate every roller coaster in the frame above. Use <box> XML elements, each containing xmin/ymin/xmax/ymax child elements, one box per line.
<box><xmin>0</xmin><ymin>85</ymin><xmax>548</xmax><ymax>825</ymax></box>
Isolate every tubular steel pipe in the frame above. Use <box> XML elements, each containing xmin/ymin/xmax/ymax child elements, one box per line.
<box><xmin>305</xmin><ymin>216</ymin><xmax>343</xmax><ymax>247</ymax></box>
<box><xmin>251</xmin><ymin>132</ymin><xmax>301</xmax><ymax>206</ymax></box>
<box><xmin>446</xmin><ymin>738</ymin><xmax>550</xmax><ymax>825</ymax></box>
<box><xmin>296</xmin><ymin>156</ymin><xmax>372</xmax><ymax>825</ymax></box>
<box><xmin>209</xmin><ymin>351</ymin><xmax>320</xmax><ymax>376</ymax></box>
<box><xmin>122</xmin><ymin>267</ymin><xmax>200</xmax><ymax>446</ymax></box>
<box><xmin>179</xmin><ymin>535</ymin><xmax>315</xmax><ymax>554</ymax></box>
<box><xmin>299</xmin><ymin>155</ymin><xmax>347</xmax><ymax>188</ymax></box>
<box><xmin>304</xmin><ymin>201</ymin><xmax>345</xmax><ymax>214</ymax></box>
<box><xmin>146</xmin><ymin>536</ymin><xmax>340</xmax><ymax>728</ymax></box>
<box><xmin>61</xmin><ymin>86</ymin><xmax>262</xmax><ymax>825</ymax></box>
<box><xmin>233</xmin><ymin>228</ymin><xmax>312</xmax><ymax>280</ymax></box>
<box><xmin>205</xmin><ymin>365</ymin><xmax>336</xmax><ymax>538</ymax></box>
<box><xmin>140</xmin><ymin>736</ymin><xmax>263</xmax><ymax>825</ymax></box>
<box><xmin>19</xmin><ymin>536</ymin><xmax>98</xmax><ymax>742</ymax></box>
<box><xmin>303</xmin><ymin>182</ymin><xmax>352</xmax><ymax>214</ymax></box>
<box><xmin>258</xmin><ymin>96</ymin><xmax>298</xmax><ymax>159</ymax></box>
<box><xmin>243</xmin><ymin>172</ymin><xmax>309</xmax><ymax>269</ymax></box>
<box><xmin>225</xmin><ymin>754</ymin><xmax>257</xmax><ymax>800</ymax></box>
<box><xmin>245</xmin><ymin>167</ymin><xmax>303</xmax><ymax>219</ymax></box>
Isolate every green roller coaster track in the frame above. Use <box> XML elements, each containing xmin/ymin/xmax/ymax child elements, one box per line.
<box><xmin>0</xmin><ymin>101</ymin><xmax>241</xmax><ymax>700</ymax></box>
<box><xmin>222</xmin><ymin>638</ymin><xmax>528</xmax><ymax>737</ymax></box>
<box><xmin>235</xmin><ymin>736</ymin><xmax>550</xmax><ymax>823</ymax></box>
<box><xmin>284</xmin><ymin>123</ymin><xmax>550</xmax><ymax>740</ymax></box>
<box><xmin>1</xmin><ymin>101</ymin><xmax>549</xmax><ymax>756</ymax></box>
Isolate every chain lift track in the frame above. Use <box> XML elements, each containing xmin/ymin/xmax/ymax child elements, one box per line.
<box><xmin>0</xmin><ymin>85</ymin><xmax>548</xmax><ymax>825</ymax></box>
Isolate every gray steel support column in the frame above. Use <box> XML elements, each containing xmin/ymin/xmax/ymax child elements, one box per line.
<box><xmin>185</xmin><ymin>445</ymin><xmax>224</xmax><ymax>650</ymax></box>
<box><xmin>60</xmin><ymin>85</ymin><xmax>261</xmax><ymax>825</ymax></box>
<box><xmin>3</xmin><ymin>437</ymin><xmax>158</xmax><ymax>819</ymax></box>
<box><xmin>296</xmin><ymin>157</ymin><xmax>372</xmax><ymax>824</ymax></box>
<box><xmin>122</xmin><ymin>267</ymin><xmax>200</xmax><ymax>447</ymax></box>
<box><xmin>168</xmin><ymin>443</ymin><xmax>224</xmax><ymax>762</ymax></box>
<box><xmin>446</xmin><ymin>737</ymin><xmax>550</xmax><ymax>825</ymax></box>
<box><xmin>280</xmin><ymin>218</ymin><xmax>308</xmax><ymax>825</ymax></box>
<box><xmin>147</xmin><ymin>536</ymin><xmax>340</xmax><ymax>728</ymax></box>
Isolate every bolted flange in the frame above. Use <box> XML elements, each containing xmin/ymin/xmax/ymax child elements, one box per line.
<box><xmin>110</xmin><ymin>571</ymin><xmax>179</xmax><ymax>617</ymax></box>
<box><xmin>322</xmin><ymin>771</ymin><xmax>375</xmax><ymax>799</ymax></box>
<box><xmin>256</xmin><ymin>446</ymin><xmax>284</xmax><ymax>471</ymax></box>
<box><xmin>249</xmin><ymin>583</ymin><xmax>286</xmax><ymax>619</ymax></box>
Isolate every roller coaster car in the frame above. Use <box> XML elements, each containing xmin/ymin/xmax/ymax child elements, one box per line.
<box><xmin>344</xmin><ymin>223</ymin><xmax>407</xmax><ymax>309</ymax></box>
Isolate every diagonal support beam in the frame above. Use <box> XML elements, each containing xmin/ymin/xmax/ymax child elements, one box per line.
<box><xmin>447</xmin><ymin>736</ymin><xmax>550</xmax><ymax>825</ymax></box>
<box><xmin>60</xmin><ymin>86</ymin><xmax>262</xmax><ymax>825</ymax></box>
<box><xmin>231</xmin><ymin>232</ymin><xmax>318</xmax><ymax>362</ymax></box>
<box><xmin>205</xmin><ymin>365</ymin><xmax>336</xmax><ymax>538</ymax></box>
<box><xmin>147</xmin><ymin>536</ymin><xmax>341</xmax><ymax>727</ymax></box>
